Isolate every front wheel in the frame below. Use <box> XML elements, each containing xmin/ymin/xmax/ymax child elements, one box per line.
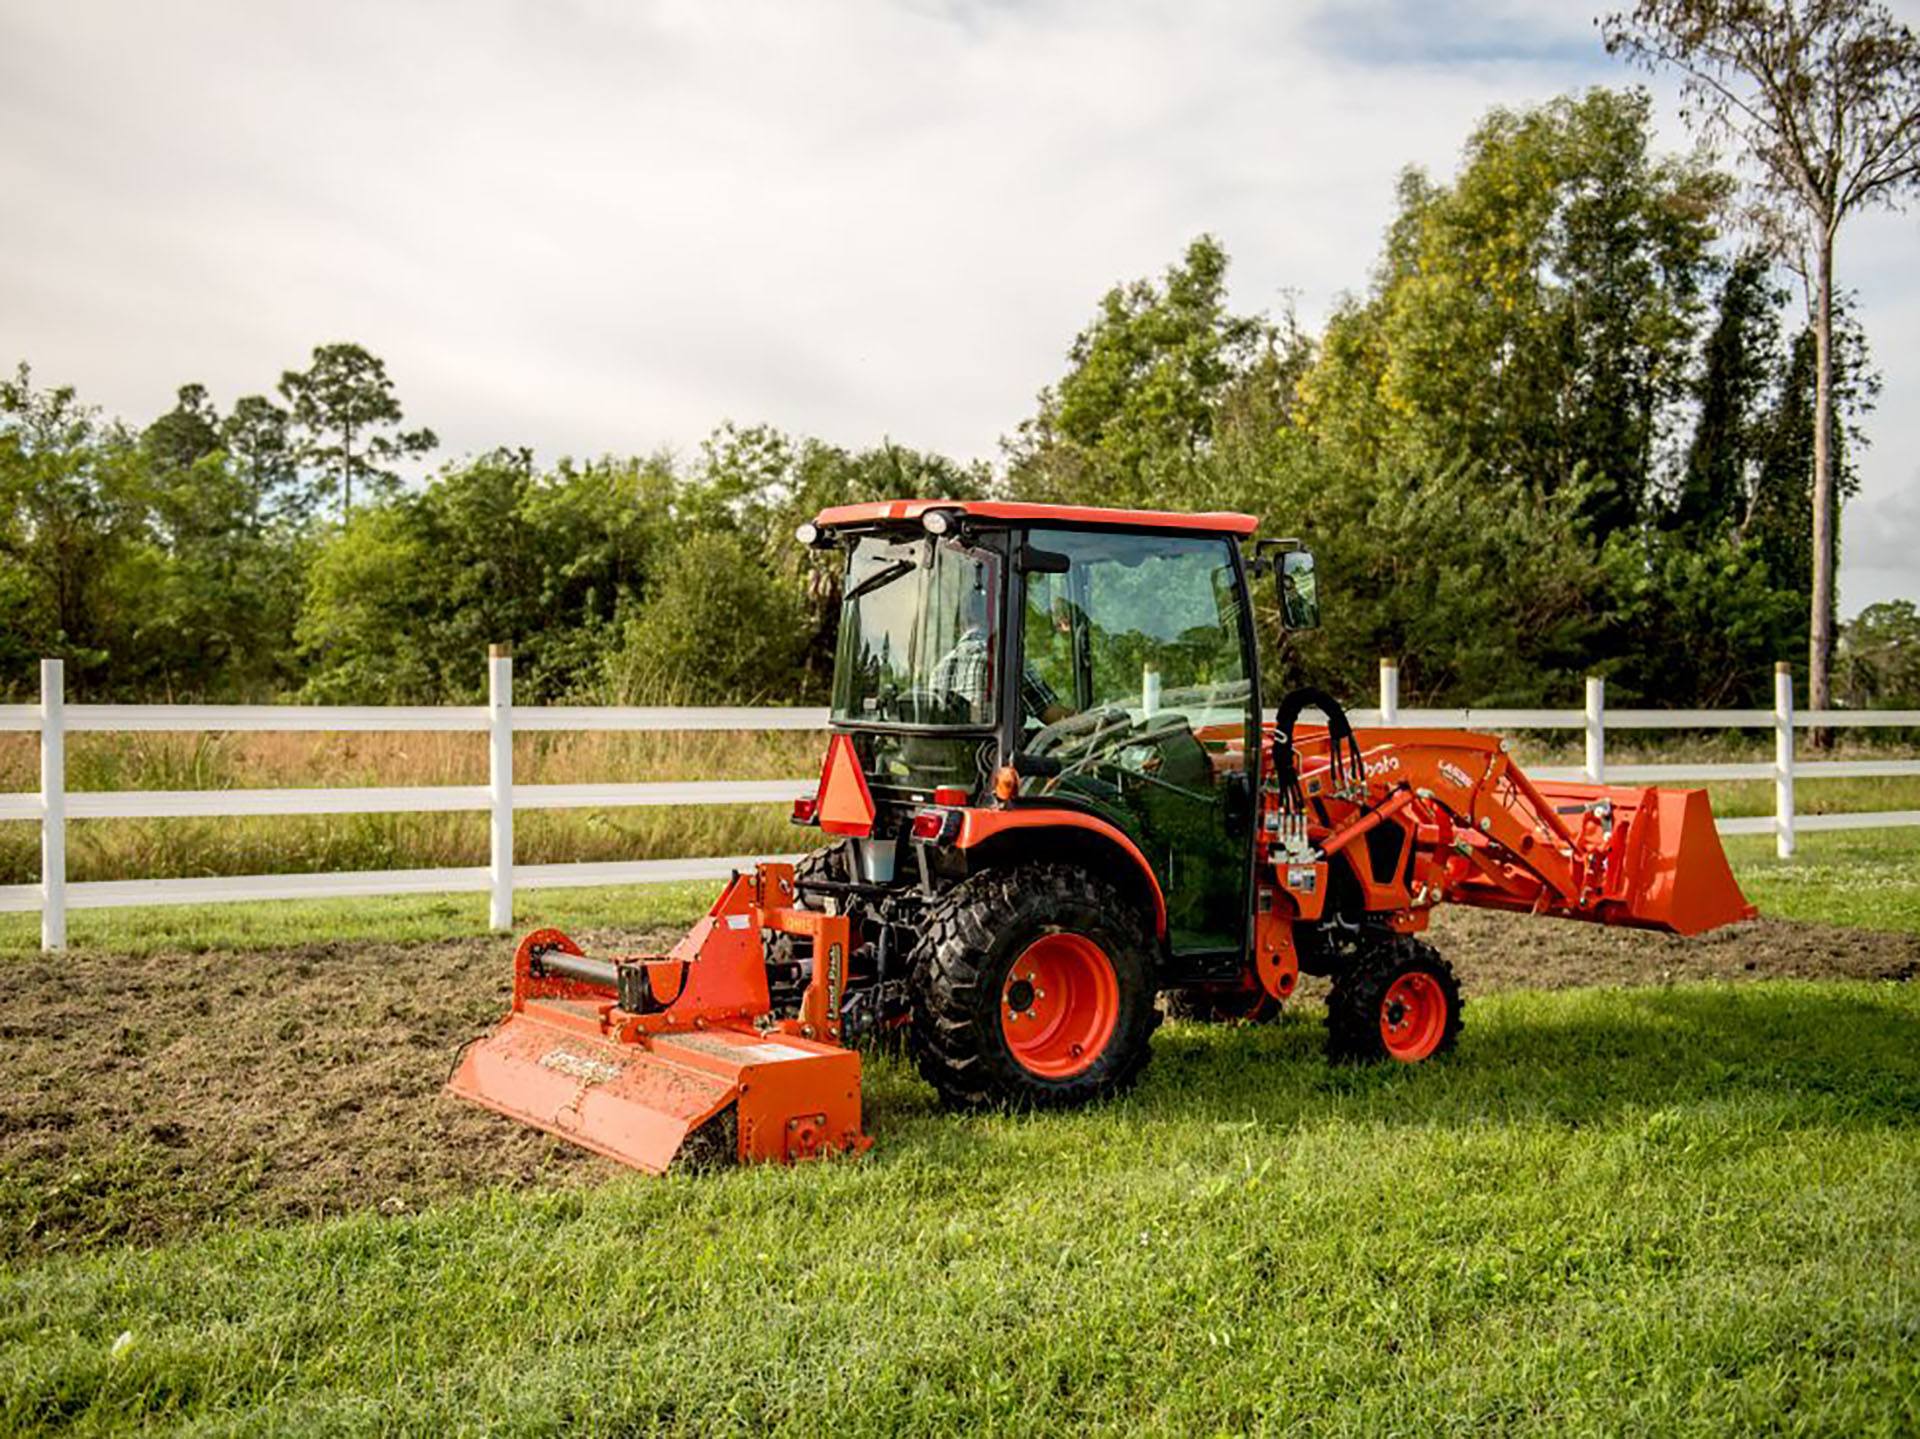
<box><xmin>909</xmin><ymin>864</ymin><xmax>1159</xmax><ymax>1110</ymax></box>
<box><xmin>1325</xmin><ymin>933</ymin><xmax>1463</xmax><ymax>1065</ymax></box>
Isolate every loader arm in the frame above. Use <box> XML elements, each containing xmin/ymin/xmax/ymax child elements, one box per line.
<box><xmin>1263</xmin><ymin>726</ymin><xmax>1755</xmax><ymax>954</ymax></box>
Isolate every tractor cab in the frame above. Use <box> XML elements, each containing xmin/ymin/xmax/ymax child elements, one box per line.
<box><xmin>801</xmin><ymin>500</ymin><xmax>1299</xmax><ymax>970</ymax></box>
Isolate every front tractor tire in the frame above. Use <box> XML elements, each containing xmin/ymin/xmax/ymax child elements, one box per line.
<box><xmin>1325</xmin><ymin>933</ymin><xmax>1463</xmax><ymax>1065</ymax></box>
<box><xmin>909</xmin><ymin>864</ymin><xmax>1159</xmax><ymax>1111</ymax></box>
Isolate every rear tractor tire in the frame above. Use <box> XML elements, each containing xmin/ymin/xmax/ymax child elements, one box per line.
<box><xmin>909</xmin><ymin>864</ymin><xmax>1159</xmax><ymax>1111</ymax></box>
<box><xmin>1325</xmin><ymin>933</ymin><xmax>1462</xmax><ymax>1065</ymax></box>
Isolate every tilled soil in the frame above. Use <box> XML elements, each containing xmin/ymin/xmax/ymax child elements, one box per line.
<box><xmin>2</xmin><ymin>913</ymin><xmax>1913</xmax><ymax>1256</ymax></box>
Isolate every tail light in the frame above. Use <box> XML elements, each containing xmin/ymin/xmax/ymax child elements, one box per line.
<box><xmin>910</xmin><ymin>807</ymin><xmax>962</xmax><ymax>845</ymax></box>
<box><xmin>791</xmin><ymin>795</ymin><xmax>819</xmax><ymax>826</ymax></box>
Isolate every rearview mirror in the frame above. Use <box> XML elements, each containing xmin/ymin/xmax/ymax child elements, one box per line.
<box><xmin>1016</xmin><ymin>544</ymin><xmax>1071</xmax><ymax>575</ymax></box>
<box><xmin>1278</xmin><ymin>549</ymin><xmax>1320</xmax><ymax>630</ymax></box>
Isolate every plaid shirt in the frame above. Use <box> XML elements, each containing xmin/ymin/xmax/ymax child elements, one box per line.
<box><xmin>930</xmin><ymin>626</ymin><xmax>1061</xmax><ymax>720</ymax></box>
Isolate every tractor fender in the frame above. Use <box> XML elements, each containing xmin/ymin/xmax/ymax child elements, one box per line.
<box><xmin>954</xmin><ymin>808</ymin><xmax>1168</xmax><ymax>939</ymax></box>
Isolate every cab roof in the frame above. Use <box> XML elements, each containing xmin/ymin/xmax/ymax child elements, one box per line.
<box><xmin>811</xmin><ymin>499</ymin><xmax>1260</xmax><ymax>536</ymax></box>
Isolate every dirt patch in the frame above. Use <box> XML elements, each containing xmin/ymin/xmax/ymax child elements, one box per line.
<box><xmin>0</xmin><ymin>922</ymin><xmax>682</xmax><ymax>1258</ymax></box>
<box><xmin>1429</xmin><ymin>910</ymin><xmax>1920</xmax><ymax>991</ymax></box>
<box><xmin>1</xmin><ymin>914</ymin><xmax>1912</xmax><ymax>1257</ymax></box>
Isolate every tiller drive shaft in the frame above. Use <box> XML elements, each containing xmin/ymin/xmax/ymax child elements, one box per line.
<box><xmin>448</xmin><ymin>864</ymin><xmax>870</xmax><ymax>1173</ymax></box>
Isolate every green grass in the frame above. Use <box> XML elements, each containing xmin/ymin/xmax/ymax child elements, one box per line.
<box><xmin>1</xmin><ymin>981</ymin><xmax>1915</xmax><ymax>1435</ymax></box>
<box><xmin>1</xmin><ymin>816</ymin><xmax>1914</xmax><ymax>1431</ymax></box>
<box><xmin>1724</xmin><ymin>829</ymin><xmax>1920</xmax><ymax>934</ymax></box>
<box><xmin>1698</xmin><ymin>773</ymin><xmax>1920</xmax><ymax>818</ymax></box>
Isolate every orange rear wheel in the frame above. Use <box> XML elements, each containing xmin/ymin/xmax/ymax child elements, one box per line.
<box><xmin>908</xmin><ymin>863</ymin><xmax>1158</xmax><ymax>1110</ymax></box>
<box><xmin>999</xmin><ymin>933</ymin><xmax>1121</xmax><ymax>1079</ymax></box>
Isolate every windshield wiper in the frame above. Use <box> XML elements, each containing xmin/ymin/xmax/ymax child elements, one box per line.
<box><xmin>844</xmin><ymin>557</ymin><xmax>918</xmax><ymax>603</ymax></box>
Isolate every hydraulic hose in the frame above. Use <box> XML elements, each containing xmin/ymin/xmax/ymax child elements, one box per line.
<box><xmin>1271</xmin><ymin>686</ymin><xmax>1365</xmax><ymax>801</ymax></box>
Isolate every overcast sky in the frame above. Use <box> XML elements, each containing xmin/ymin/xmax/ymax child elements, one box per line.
<box><xmin>3</xmin><ymin>0</ymin><xmax>1915</xmax><ymax>613</ymax></box>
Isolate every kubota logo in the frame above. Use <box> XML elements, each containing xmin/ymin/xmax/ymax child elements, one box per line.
<box><xmin>1364</xmin><ymin>754</ymin><xmax>1401</xmax><ymax>779</ymax></box>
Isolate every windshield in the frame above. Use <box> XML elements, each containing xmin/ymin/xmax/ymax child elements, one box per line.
<box><xmin>831</xmin><ymin>534</ymin><xmax>1000</xmax><ymax>727</ymax></box>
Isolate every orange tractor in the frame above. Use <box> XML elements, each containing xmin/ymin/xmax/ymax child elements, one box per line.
<box><xmin>451</xmin><ymin>500</ymin><xmax>1756</xmax><ymax>1171</ymax></box>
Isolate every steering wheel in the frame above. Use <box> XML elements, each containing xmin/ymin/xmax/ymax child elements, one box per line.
<box><xmin>1026</xmin><ymin>704</ymin><xmax>1133</xmax><ymax>760</ymax></box>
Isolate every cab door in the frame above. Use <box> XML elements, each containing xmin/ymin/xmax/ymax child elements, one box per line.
<box><xmin>1015</xmin><ymin>527</ymin><xmax>1257</xmax><ymax>955</ymax></box>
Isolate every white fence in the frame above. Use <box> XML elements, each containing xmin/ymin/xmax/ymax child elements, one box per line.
<box><xmin>4</xmin><ymin>651</ymin><xmax>1918</xmax><ymax>952</ymax></box>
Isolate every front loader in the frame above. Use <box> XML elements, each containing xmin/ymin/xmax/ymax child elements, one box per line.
<box><xmin>450</xmin><ymin>500</ymin><xmax>1756</xmax><ymax>1170</ymax></box>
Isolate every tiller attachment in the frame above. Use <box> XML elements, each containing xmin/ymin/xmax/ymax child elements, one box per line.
<box><xmin>448</xmin><ymin>865</ymin><xmax>871</xmax><ymax>1174</ymax></box>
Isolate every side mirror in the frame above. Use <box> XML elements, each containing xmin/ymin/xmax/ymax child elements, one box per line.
<box><xmin>1016</xmin><ymin>544</ymin><xmax>1071</xmax><ymax>575</ymax></box>
<box><xmin>1277</xmin><ymin>549</ymin><xmax>1320</xmax><ymax>630</ymax></box>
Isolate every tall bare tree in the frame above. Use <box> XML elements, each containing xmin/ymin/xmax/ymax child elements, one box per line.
<box><xmin>1602</xmin><ymin>1</ymin><xmax>1920</xmax><ymax>716</ymax></box>
<box><xmin>278</xmin><ymin>343</ymin><xmax>436</xmax><ymax>523</ymax></box>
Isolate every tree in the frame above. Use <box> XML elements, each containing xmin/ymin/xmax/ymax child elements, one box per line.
<box><xmin>1742</xmin><ymin>304</ymin><xmax>1875</xmax><ymax>588</ymax></box>
<box><xmin>1836</xmin><ymin>599</ymin><xmax>1920</xmax><ymax>706</ymax></box>
<box><xmin>602</xmin><ymin>530</ymin><xmax>810</xmax><ymax>705</ymax></box>
<box><xmin>1</xmin><ymin>365</ymin><xmax>305</xmax><ymax>700</ymax></box>
<box><xmin>296</xmin><ymin>449</ymin><xmax>676</xmax><ymax>703</ymax></box>
<box><xmin>223</xmin><ymin>394</ymin><xmax>300</xmax><ymax>528</ymax></box>
<box><xmin>1265</xmin><ymin>449</ymin><xmax>1615</xmax><ymax>706</ymax></box>
<box><xmin>1003</xmin><ymin>236</ymin><xmax>1297</xmax><ymax>512</ymax></box>
<box><xmin>1677</xmin><ymin>250</ymin><xmax>1783</xmax><ymax>533</ymax></box>
<box><xmin>684</xmin><ymin>422</ymin><xmax>987</xmax><ymax>689</ymax></box>
<box><xmin>1603</xmin><ymin>0</ymin><xmax>1920</xmax><ymax>717</ymax></box>
<box><xmin>278</xmin><ymin>343</ymin><xmax>436</xmax><ymax>521</ymax></box>
<box><xmin>141</xmin><ymin>383</ymin><xmax>222</xmax><ymax>476</ymax></box>
<box><xmin>0</xmin><ymin>364</ymin><xmax>143</xmax><ymax>690</ymax></box>
<box><xmin>1298</xmin><ymin>89</ymin><xmax>1726</xmax><ymax>534</ymax></box>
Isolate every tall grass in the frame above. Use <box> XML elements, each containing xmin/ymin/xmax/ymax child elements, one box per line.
<box><xmin>0</xmin><ymin>728</ymin><xmax>1912</xmax><ymax>886</ymax></box>
<box><xmin>0</xmin><ymin>730</ymin><xmax>820</xmax><ymax>885</ymax></box>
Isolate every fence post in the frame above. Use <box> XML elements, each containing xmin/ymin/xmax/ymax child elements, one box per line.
<box><xmin>40</xmin><ymin>659</ymin><xmax>65</xmax><ymax>952</ymax></box>
<box><xmin>488</xmin><ymin>644</ymin><xmax>514</xmax><ymax>931</ymax></box>
<box><xmin>1378</xmin><ymin>658</ymin><xmax>1399</xmax><ymax>724</ymax></box>
<box><xmin>1583</xmin><ymin>676</ymin><xmax>1605</xmax><ymax>784</ymax></box>
<box><xmin>1774</xmin><ymin>661</ymin><xmax>1795</xmax><ymax>860</ymax></box>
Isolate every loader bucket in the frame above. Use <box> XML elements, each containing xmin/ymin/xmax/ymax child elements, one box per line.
<box><xmin>1534</xmin><ymin>782</ymin><xmax>1757</xmax><ymax>936</ymax></box>
<box><xmin>1611</xmin><ymin>785</ymin><xmax>1757</xmax><ymax>936</ymax></box>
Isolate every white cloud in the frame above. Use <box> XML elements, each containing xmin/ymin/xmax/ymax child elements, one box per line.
<box><xmin>1</xmin><ymin>0</ymin><xmax>1914</xmax><ymax>611</ymax></box>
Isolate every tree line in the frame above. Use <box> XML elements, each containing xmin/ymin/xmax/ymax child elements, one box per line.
<box><xmin>3</xmin><ymin>86</ymin><xmax>1915</xmax><ymax>711</ymax></box>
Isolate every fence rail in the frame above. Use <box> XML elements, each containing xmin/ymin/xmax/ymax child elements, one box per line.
<box><xmin>5</xmin><ymin>652</ymin><xmax>1918</xmax><ymax>951</ymax></box>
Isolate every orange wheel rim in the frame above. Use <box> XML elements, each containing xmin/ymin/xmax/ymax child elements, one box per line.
<box><xmin>1380</xmin><ymin>971</ymin><xmax>1447</xmax><ymax>1061</ymax></box>
<box><xmin>999</xmin><ymin>933</ymin><xmax>1120</xmax><ymax>1079</ymax></box>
